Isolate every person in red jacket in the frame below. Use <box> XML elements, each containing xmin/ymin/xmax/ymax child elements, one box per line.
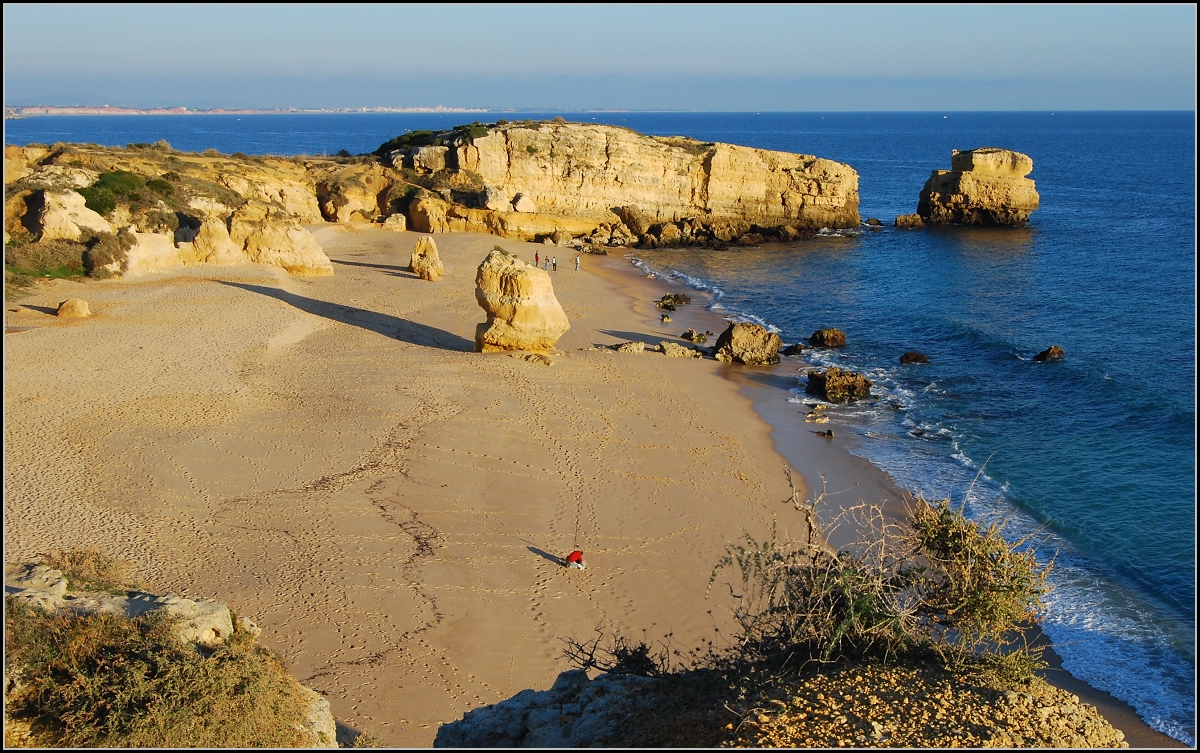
<box><xmin>565</xmin><ymin>550</ymin><xmax>585</xmax><ymax>570</ymax></box>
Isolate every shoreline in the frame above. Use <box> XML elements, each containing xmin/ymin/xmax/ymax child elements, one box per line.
<box><xmin>2</xmin><ymin>229</ymin><xmax>1184</xmax><ymax>747</ymax></box>
<box><xmin>605</xmin><ymin>248</ymin><xmax>1187</xmax><ymax>748</ymax></box>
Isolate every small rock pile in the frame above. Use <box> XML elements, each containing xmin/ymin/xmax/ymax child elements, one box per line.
<box><xmin>724</xmin><ymin>662</ymin><xmax>1127</xmax><ymax>748</ymax></box>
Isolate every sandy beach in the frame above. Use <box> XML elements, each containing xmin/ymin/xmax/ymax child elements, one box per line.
<box><xmin>2</xmin><ymin>227</ymin><xmax>1180</xmax><ymax>747</ymax></box>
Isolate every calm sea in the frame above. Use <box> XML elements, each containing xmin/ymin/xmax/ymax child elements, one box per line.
<box><xmin>5</xmin><ymin>110</ymin><xmax>1195</xmax><ymax>743</ymax></box>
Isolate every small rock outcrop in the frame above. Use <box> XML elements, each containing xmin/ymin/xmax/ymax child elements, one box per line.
<box><xmin>806</xmin><ymin>367</ymin><xmax>873</xmax><ymax>402</ymax></box>
<box><xmin>382</xmin><ymin>214</ymin><xmax>407</xmax><ymax>231</ymax></box>
<box><xmin>409</xmin><ymin>235</ymin><xmax>444</xmax><ymax>281</ymax></box>
<box><xmin>658</xmin><ymin>341</ymin><xmax>702</xmax><ymax>358</ymax></box>
<box><xmin>917</xmin><ymin>148</ymin><xmax>1040</xmax><ymax>226</ymax></box>
<box><xmin>35</xmin><ymin>189</ymin><xmax>113</xmax><ymax>241</ymax></box>
<box><xmin>895</xmin><ymin>213</ymin><xmax>925</xmax><ymax>229</ymax></box>
<box><xmin>3</xmin><ymin>562</ymin><xmax>337</xmax><ymax>748</ymax></box>
<box><xmin>614</xmin><ymin>341</ymin><xmax>646</xmax><ymax>353</ymax></box>
<box><xmin>900</xmin><ymin>351</ymin><xmax>930</xmax><ymax>365</ymax></box>
<box><xmin>434</xmin><ymin>669</ymin><xmax>656</xmax><ymax>748</ymax></box>
<box><xmin>810</xmin><ymin>328</ymin><xmax>847</xmax><ymax>347</ymax></box>
<box><xmin>56</xmin><ymin>298</ymin><xmax>91</xmax><ymax>318</ymax></box>
<box><xmin>1033</xmin><ymin>345</ymin><xmax>1064</xmax><ymax>362</ymax></box>
<box><xmin>474</xmin><ymin>247</ymin><xmax>570</xmax><ymax>352</ymax></box>
<box><xmin>781</xmin><ymin>343</ymin><xmax>806</xmax><ymax>356</ymax></box>
<box><xmin>229</xmin><ymin>204</ymin><xmax>333</xmax><ymax>276</ymax></box>
<box><xmin>713</xmin><ymin>322</ymin><xmax>782</xmax><ymax>365</ymax></box>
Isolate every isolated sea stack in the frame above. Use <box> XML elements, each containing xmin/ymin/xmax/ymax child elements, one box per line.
<box><xmin>917</xmin><ymin>148</ymin><xmax>1039</xmax><ymax>226</ymax></box>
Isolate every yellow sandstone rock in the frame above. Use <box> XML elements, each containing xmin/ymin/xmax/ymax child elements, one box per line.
<box><xmin>918</xmin><ymin>147</ymin><xmax>1040</xmax><ymax>226</ymax></box>
<box><xmin>473</xmin><ymin>247</ymin><xmax>569</xmax><ymax>353</ymax></box>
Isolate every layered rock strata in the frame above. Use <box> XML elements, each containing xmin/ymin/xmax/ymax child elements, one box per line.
<box><xmin>395</xmin><ymin>121</ymin><xmax>859</xmax><ymax>246</ymax></box>
<box><xmin>917</xmin><ymin>148</ymin><xmax>1039</xmax><ymax>226</ymax></box>
<box><xmin>473</xmin><ymin>247</ymin><xmax>569</xmax><ymax>352</ymax></box>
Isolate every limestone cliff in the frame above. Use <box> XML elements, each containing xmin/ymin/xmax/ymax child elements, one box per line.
<box><xmin>394</xmin><ymin>121</ymin><xmax>859</xmax><ymax>244</ymax></box>
<box><xmin>917</xmin><ymin>147</ymin><xmax>1039</xmax><ymax>226</ymax></box>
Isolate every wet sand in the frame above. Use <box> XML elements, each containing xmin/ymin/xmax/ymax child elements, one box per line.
<box><xmin>3</xmin><ymin>227</ymin><xmax>1180</xmax><ymax>747</ymax></box>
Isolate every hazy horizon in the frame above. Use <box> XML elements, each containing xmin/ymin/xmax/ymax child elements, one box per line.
<box><xmin>3</xmin><ymin>4</ymin><xmax>1196</xmax><ymax>111</ymax></box>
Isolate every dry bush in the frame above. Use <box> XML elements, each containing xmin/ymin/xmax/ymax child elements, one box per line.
<box><xmin>40</xmin><ymin>547</ymin><xmax>140</xmax><ymax>593</ymax></box>
<box><xmin>83</xmin><ymin>228</ymin><xmax>136</xmax><ymax>279</ymax></box>
<box><xmin>707</xmin><ymin>477</ymin><xmax>1052</xmax><ymax>679</ymax></box>
<box><xmin>4</xmin><ymin>600</ymin><xmax>312</xmax><ymax>748</ymax></box>
<box><xmin>5</xmin><ymin>238</ymin><xmax>87</xmax><ymax>278</ymax></box>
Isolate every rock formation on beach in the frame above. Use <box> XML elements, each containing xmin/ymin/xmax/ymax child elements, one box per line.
<box><xmin>56</xmin><ymin>298</ymin><xmax>90</xmax><ymax>318</ymax></box>
<box><xmin>409</xmin><ymin>235</ymin><xmax>444</xmax><ymax>281</ymax></box>
<box><xmin>917</xmin><ymin>147</ymin><xmax>1040</xmax><ymax>226</ymax></box>
<box><xmin>473</xmin><ymin>246</ymin><xmax>570</xmax><ymax>352</ymax></box>
<box><xmin>713</xmin><ymin>321</ymin><xmax>782</xmax><ymax>365</ymax></box>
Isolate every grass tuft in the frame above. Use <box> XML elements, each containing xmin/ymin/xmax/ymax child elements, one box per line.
<box><xmin>40</xmin><ymin>548</ymin><xmax>140</xmax><ymax>594</ymax></box>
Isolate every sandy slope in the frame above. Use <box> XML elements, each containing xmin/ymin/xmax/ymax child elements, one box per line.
<box><xmin>4</xmin><ymin>228</ymin><xmax>818</xmax><ymax>746</ymax></box>
<box><xmin>3</xmin><ymin>227</ymin><xmax>1178</xmax><ymax>748</ymax></box>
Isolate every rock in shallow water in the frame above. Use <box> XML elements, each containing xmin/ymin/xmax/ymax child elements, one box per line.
<box><xmin>806</xmin><ymin>366</ymin><xmax>873</xmax><ymax>402</ymax></box>
<box><xmin>917</xmin><ymin>147</ymin><xmax>1040</xmax><ymax>226</ymax></box>
<box><xmin>714</xmin><ymin>322</ymin><xmax>781</xmax><ymax>365</ymax></box>
<box><xmin>1033</xmin><ymin>345</ymin><xmax>1064</xmax><ymax>362</ymax></box>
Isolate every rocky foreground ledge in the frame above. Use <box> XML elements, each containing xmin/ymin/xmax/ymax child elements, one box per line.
<box><xmin>435</xmin><ymin>663</ymin><xmax>1128</xmax><ymax>748</ymax></box>
<box><xmin>4</xmin><ymin>560</ymin><xmax>338</xmax><ymax>748</ymax></box>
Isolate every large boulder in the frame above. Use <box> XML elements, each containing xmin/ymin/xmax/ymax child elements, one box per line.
<box><xmin>917</xmin><ymin>148</ymin><xmax>1040</xmax><ymax>226</ymax></box>
<box><xmin>34</xmin><ymin>189</ymin><xmax>113</xmax><ymax>241</ymax></box>
<box><xmin>474</xmin><ymin>247</ymin><xmax>570</xmax><ymax>352</ymax></box>
<box><xmin>410</xmin><ymin>235</ymin><xmax>444</xmax><ymax>281</ymax></box>
<box><xmin>229</xmin><ymin>203</ymin><xmax>333</xmax><ymax>276</ymax></box>
<box><xmin>810</xmin><ymin>327</ymin><xmax>846</xmax><ymax>347</ymax></box>
<box><xmin>713</xmin><ymin>322</ymin><xmax>782</xmax><ymax>365</ymax></box>
<box><xmin>315</xmin><ymin>164</ymin><xmax>388</xmax><ymax>223</ymax></box>
<box><xmin>806</xmin><ymin>367</ymin><xmax>873</xmax><ymax>402</ymax></box>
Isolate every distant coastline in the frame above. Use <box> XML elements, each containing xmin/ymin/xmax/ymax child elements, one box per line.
<box><xmin>4</xmin><ymin>105</ymin><xmax>492</xmax><ymax>118</ymax></box>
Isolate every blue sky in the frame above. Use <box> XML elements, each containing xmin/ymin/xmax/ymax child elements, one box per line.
<box><xmin>3</xmin><ymin>4</ymin><xmax>1195</xmax><ymax>110</ymax></box>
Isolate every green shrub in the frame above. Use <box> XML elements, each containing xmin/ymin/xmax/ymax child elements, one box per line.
<box><xmin>162</xmin><ymin>171</ymin><xmax>182</xmax><ymax>182</ymax></box>
<box><xmin>4</xmin><ymin>600</ymin><xmax>312</xmax><ymax>748</ymax></box>
<box><xmin>77</xmin><ymin>185</ymin><xmax>116</xmax><ymax>216</ymax></box>
<box><xmin>146</xmin><ymin>178</ymin><xmax>174</xmax><ymax>196</ymax></box>
<box><xmin>127</xmin><ymin>142</ymin><xmax>153</xmax><ymax>150</ymax></box>
<box><xmin>232</xmin><ymin>152</ymin><xmax>250</xmax><ymax>160</ymax></box>
<box><xmin>526</xmin><ymin>145</ymin><xmax>538</xmax><ymax>154</ymax></box>
<box><xmin>93</xmin><ymin>170</ymin><xmax>145</xmax><ymax>196</ymax></box>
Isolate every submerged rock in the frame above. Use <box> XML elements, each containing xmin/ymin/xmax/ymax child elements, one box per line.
<box><xmin>474</xmin><ymin>247</ymin><xmax>570</xmax><ymax>352</ymax></box>
<box><xmin>917</xmin><ymin>147</ymin><xmax>1040</xmax><ymax>226</ymax></box>
<box><xmin>806</xmin><ymin>367</ymin><xmax>873</xmax><ymax>402</ymax></box>
<box><xmin>713</xmin><ymin>322</ymin><xmax>781</xmax><ymax>365</ymax></box>
<box><xmin>1033</xmin><ymin>345</ymin><xmax>1064</xmax><ymax>362</ymax></box>
<box><xmin>900</xmin><ymin>351</ymin><xmax>930</xmax><ymax>364</ymax></box>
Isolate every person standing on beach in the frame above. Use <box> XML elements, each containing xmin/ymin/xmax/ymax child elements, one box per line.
<box><xmin>544</xmin><ymin>259</ymin><xmax>549</xmax><ymax>270</ymax></box>
<box><xmin>535</xmin><ymin>251</ymin><xmax>539</xmax><ymax>267</ymax></box>
<box><xmin>552</xmin><ymin>257</ymin><xmax>557</xmax><ymax>272</ymax></box>
<box><xmin>575</xmin><ymin>255</ymin><xmax>580</xmax><ymax>271</ymax></box>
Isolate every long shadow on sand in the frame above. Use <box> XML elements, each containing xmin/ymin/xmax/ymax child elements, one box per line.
<box><xmin>527</xmin><ymin>546</ymin><xmax>565</xmax><ymax>566</ymax></box>
<box><xmin>598</xmin><ymin>328</ymin><xmax>680</xmax><ymax>344</ymax></box>
<box><xmin>330</xmin><ymin>258</ymin><xmax>418</xmax><ymax>278</ymax></box>
<box><xmin>221</xmin><ymin>281</ymin><xmax>473</xmax><ymax>351</ymax></box>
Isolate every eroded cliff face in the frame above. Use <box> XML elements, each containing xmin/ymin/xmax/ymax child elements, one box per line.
<box><xmin>426</xmin><ymin>122</ymin><xmax>859</xmax><ymax>238</ymax></box>
<box><xmin>4</xmin><ymin>122</ymin><xmax>858</xmax><ymax>283</ymax></box>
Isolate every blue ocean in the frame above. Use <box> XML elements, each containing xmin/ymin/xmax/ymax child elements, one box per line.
<box><xmin>5</xmin><ymin>110</ymin><xmax>1195</xmax><ymax>743</ymax></box>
